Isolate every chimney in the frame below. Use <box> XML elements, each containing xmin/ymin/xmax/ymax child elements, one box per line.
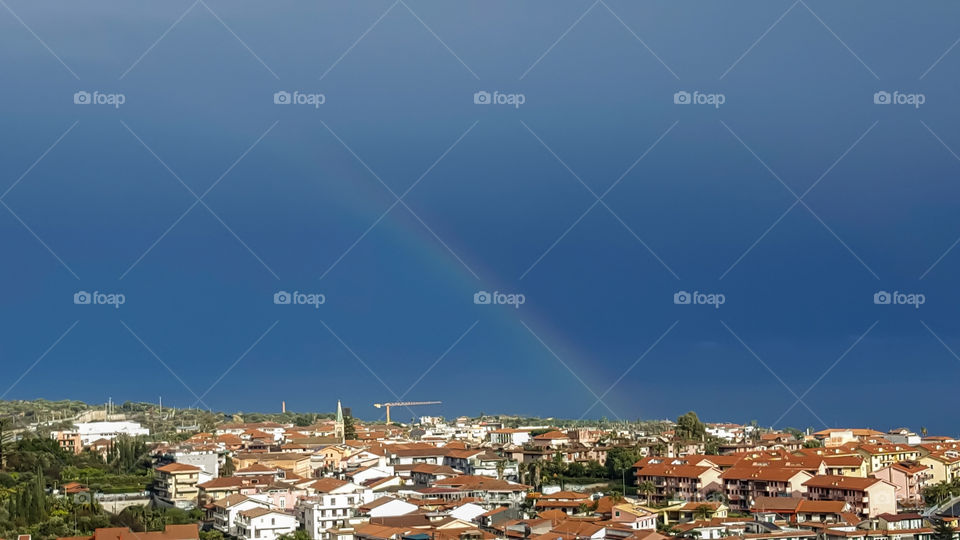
<box><xmin>282</xmin><ymin>401</ymin><xmax>286</xmax><ymax>413</ymax></box>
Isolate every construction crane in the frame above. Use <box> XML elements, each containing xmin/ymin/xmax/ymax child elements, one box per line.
<box><xmin>373</xmin><ymin>401</ymin><xmax>441</xmax><ymax>424</ymax></box>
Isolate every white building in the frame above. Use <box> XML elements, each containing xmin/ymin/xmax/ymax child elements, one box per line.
<box><xmin>450</xmin><ymin>502</ymin><xmax>487</xmax><ymax>522</ymax></box>
<box><xmin>212</xmin><ymin>494</ymin><xmax>271</xmax><ymax>536</ymax></box>
<box><xmin>297</xmin><ymin>480</ymin><xmax>372</xmax><ymax>540</ymax></box>
<box><xmin>164</xmin><ymin>450</ymin><xmax>220</xmax><ymax>477</ymax></box>
<box><xmin>235</xmin><ymin>507</ymin><xmax>298</xmax><ymax>540</ymax></box>
<box><xmin>359</xmin><ymin>496</ymin><xmax>418</xmax><ymax>518</ymax></box>
<box><xmin>74</xmin><ymin>421</ymin><xmax>149</xmax><ymax>445</ymax></box>
<box><xmin>489</xmin><ymin>429</ymin><xmax>530</xmax><ymax>446</ymax></box>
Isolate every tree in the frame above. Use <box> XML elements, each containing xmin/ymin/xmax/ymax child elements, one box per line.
<box><xmin>803</xmin><ymin>440</ymin><xmax>822</xmax><ymax>448</ymax></box>
<box><xmin>675</xmin><ymin>412</ymin><xmax>705</xmax><ymax>441</ymax></box>
<box><xmin>221</xmin><ymin>455</ymin><xmax>235</xmax><ymax>477</ymax></box>
<box><xmin>0</xmin><ymin>417</ymin><xmax>10</xmax><ymax>471</ymax></box>
<box><xmin>200</xmin><ymin>530</ymin><xmax>225</xmax><ymax>540</ymax></box>
<box><xmin>343</xmin><ymin>414</ymin><xmax>357</xmax><ymax>440</ymax></box>
<box><xmin>693</xmin><ymin>504</ymin><xmax>712</xmax><ymax>520</ymax></box>
<box><xmin>934</xmin><ymin>520</ymin><xmax>956</xmax><ymax>540</ymax></box>
<box><xmin>637</xmin><ymin>481</ymin><xmax>655</xmax><ymax>505</ymax></box>
<box><xmin>108</xmin><ymin>435</ymin><xmax>148</xmax><ymax>474</ymax></box>
<box><xmin>605</xmin><ymin>446</ymin><xmax>644</xmax><ymax>479</ymax></box>
<box><xmin>783</xmin><ymin>427</ymin><xmax>804</xmax><ymax>440</ymax></box>
<box><xmin>704</xmin><ymin>436</ymin><xmax>722</xmax><ymax>455</ymax></box>
<box><xmin>278</xmin><ymin>530</ymin><xmax>310</xmax><ymax>540</ymax></box>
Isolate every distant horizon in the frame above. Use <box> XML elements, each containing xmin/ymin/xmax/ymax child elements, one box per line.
<box><xmin>3</xmin><ymin>397</ymin><xmax>941</xmax><ymax>437</ymax></box>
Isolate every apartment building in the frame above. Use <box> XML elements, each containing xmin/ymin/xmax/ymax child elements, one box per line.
<box><xmin>53</xmin><ymin>431</ymin><xmax>83</xmax><ymax>455</ymax></box>
<box><xmin>634</xmin><ymin>458</ymin><xmax>722</xmax><ymax>506</ymax></box>
<box><xmin>154</xmin><ymin>463</ymin><xmax>203</xmax><ymax>509</ymax></box>
<box><xmin>489</xmin><ymin>429</ymin><xmax>530</xmax><ymax>446</ymax></box>
<box><xmin>211</xmin><ymin>494</ymin><xmax>271</xmax><ymax>536</ymax></box>
<box><xmin>233</xmin><ymin>452</ymin><xmax>312</xmax><ymax>477</ymax></box>
<box><xmin>235</xmin><ymin>507</ymin><xmax>298</xmax><ymax>540</ymax></box>
<box><xmin>872</xmin><ymin>462</ymin><xmax>933</xmax><ymax>506</ymax></box>
<box><xmin>803</xmin><ymin>475</ymin><xmax>897</xmax><ymax>517</ymax></box>
<box><xmin>751</xmin><ymin>497</ymin><xmax>854</xmax><ymax>524</ymax></box>
<box><xmin>720</xmin><ymin>467</ymin><xmax>812</xmax><ymax>512</ymax></box>
<box><xmin>823</xmin><ymin>456</ymin><xmax>868</xmax><ymax>477</ymax></box>
<box><xmin>297</xmin><ymin>479</ymin><xmax>371</xmax><ymax>540</ymax></box>
<box><xmin>856</xmin><ymin>444</ymin><xmax>923</xmax><ymax>474</ymax></box>
<box><xmin>532</xmin><ymin>431</ymin><xmax>570</xmax><ymax>448</ymax></box>
<box><xmin>919</xmin><ymin>443</ymin><xmax>960</xmax><ymax>484</ymax></box>
<box><xmin>429</xmin><ymin>475</ymin><xmax>529</xmax><ymax>507</ymax></box>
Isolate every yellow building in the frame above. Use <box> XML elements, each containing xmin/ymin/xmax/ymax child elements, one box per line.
<box><xmin>155</xmin><ymin>463</ymin><xmax>202</xmax><ymax>509</ymax></box>
<box><xmin>919</xmin><ymin>443</ymin><xmax>960</xmax><ymax>483</ymax></box>
<box><xmin>856</xmin><ymin>444</ymin><xmax>923</xmax><ymax>474</ymax></box>
<box><xmin>233</xmin><ymin>452</ymin><xmax>312</xmax><ymax>477</ymax></box>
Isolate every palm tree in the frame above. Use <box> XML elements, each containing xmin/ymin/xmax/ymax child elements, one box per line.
<box><xmin>694</xmin><ymin>504</ymin><xmax>712</xmax><ymax>521</ymax></box>
<box><xmin>934</xmin><ymin>520</ymin><xmax>955</xmax><ymax>540</ymax></box>
<box><xmin>637</xmin><ymin>481</ymin><xmax>656</xmax><ymax>505</ymax></box>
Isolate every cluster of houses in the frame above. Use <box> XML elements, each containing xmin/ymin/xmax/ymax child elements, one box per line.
<box><xmin>50</xmin><ymin>413</ymin><xmax>960</xmax><ymax>540</ymax></box>
<box><xmin>631</xmin><ymin>427</ymin><xmax>960</xmax><ymax>540</ymax></box>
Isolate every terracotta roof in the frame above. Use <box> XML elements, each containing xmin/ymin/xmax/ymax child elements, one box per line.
<box><xmin>822</xmin><ymin>456</ymin><xmax>864</xmax><ymax>467</ymax></box>
<box><xmin>432</xmin><ymin>475</ymin><xmax>529</xmax><ymax>492</ymax></box>
<box><xmin>236</xmin><ymin>463</ymin><xmax>277</xmax><ymax>473</ymax></box>
<box><xmin>309</xmin><ymin>478</ymin><xmax>350</xmax><ymax>493</ymax></box>
<box><xmin>533</xmin><ymin>430</ymin><xmax>568</xmax><ymax>440</ymax></box>
<box><xmin>635</xmin><ymin>463</ymin><xmax>715</xmax><ymax>479</ymax></box>
<box><xmin>212</xmin><ymin>494</ymin><xmax>251</xmax><ymax>508</ymax></box>
<box><xmin>68</xmin><ymin>524</ymin><xmax>199</xmax><ymax>540</ymax></box>
<box><xmin>720</xmin><ymin>467</ymin><xmax>810</xmax><ymax>482</ymax></box>
<box><xmin>803</xmin><ymin>475</ymin><xmax>884</xmax><ymax>490</ymax></box>
<box><xmin>751</xmin><ymin>497</ymin><xmax>802</xmax><ymax>512</ymax></box>
<box><xmin>156</xmin><ymin>463</ymin><xmax>201</xmax><ymax>473</ymax></box>
<box><xmin>239</xmin><ymin>507</ymin><xmax>276</xmax><ymax>518</ymax></box>
<box><xmin>539</xmin><ymin>490</ymin><xmax>590</xmax><ymax>500</ymax></box>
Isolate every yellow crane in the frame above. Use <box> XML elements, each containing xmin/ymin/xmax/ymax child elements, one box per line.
<box><xmin>373</xmin><ymin>400</ymin><xmax>441</xmax><ymax>424</ymax></box>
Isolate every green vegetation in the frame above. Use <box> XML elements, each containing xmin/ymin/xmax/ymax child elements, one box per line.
<box><xmin>924</xmin><ymin>478</ymin><xmax>960</xmax><ymax>506</ymax></box>
<box><xmin>343</xmin><ymin>414</ymin><xmax>357</xmax><ymax>440</ymax></box>
<box><xmin>277</xmin><ymin>530</ymin><xmax>311</xmax><ymax>540</ymax></box>
<box><xmin>0</xmin><ymin>433</ymin><xmax>167</xmax><ymax>539</ymax></box>
<box><xmin>934</xmin><ymin>520</ymin><xmax>956</xmax><ymax>540</ymax></box>
<box><xmin>113</xmin><ymin>506</ymin><xmax>203</xmax><ymax>532</ymax></box>
<box><xmin>675</xmin><ymin>412</ymin><xmax>706</xmax><ymax>440</ymax></box>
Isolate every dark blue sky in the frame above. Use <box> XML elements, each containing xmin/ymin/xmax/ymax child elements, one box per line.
<box><xmin>1</xmin><ymin>0</ymin><xmax>959</xmax><ymax>432</ymax></box>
